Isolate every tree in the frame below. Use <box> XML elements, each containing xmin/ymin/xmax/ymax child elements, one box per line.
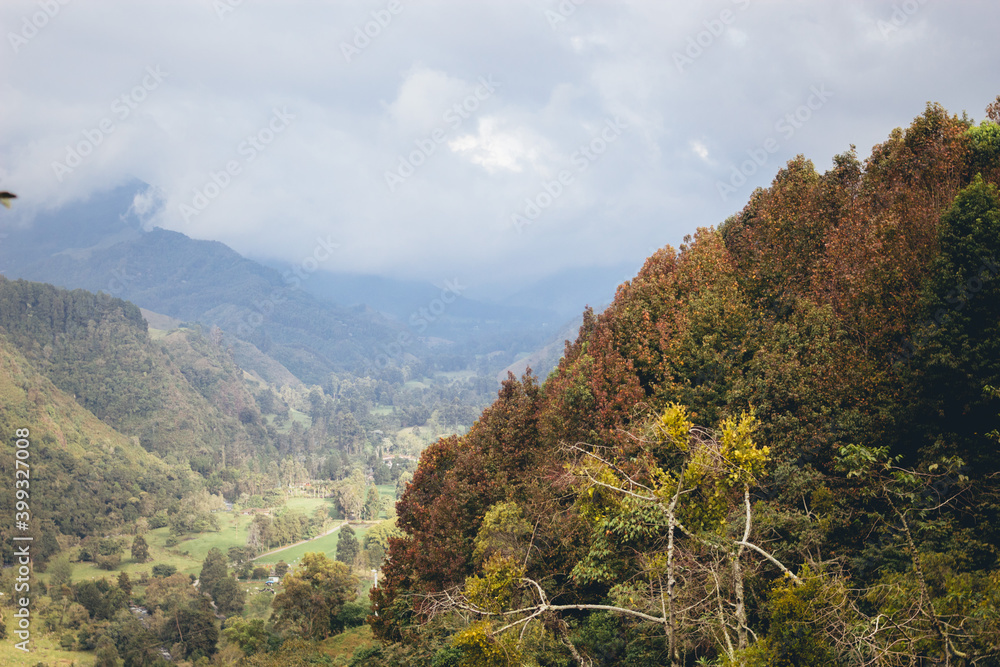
<box><xmin>200</xmin><ymin>547</ymin><xmax>228</xmax><ymax>597</ymax></box>
<box><xmin>363</xmin><ymin>484</ymin><xmax>382</xmax><ymax>521</ymax></box>
<box><xmin>116</xmin><ymin>571</ymin><xmax>132</xmax><ymax>598</ymax></box>
<box><xmin>160</xmin><ymin>598</ymin><xmax>219</xmax><ymax>660</ymax></box>
<box><xmin>223</xmin><ymin>617</ymin><xmax>271</xmax><ymax>656</ymax></box>
<box><xmin>274</xmin><ymin>560</ymin><xmax>289</xmax><ymax>578</ymax></box>
<box><xmin>364</xmin><ymin>520</ymin><xmax>404</xmax><ymax>567</ymax></box>
<box><xmin>212</xmin><ymin>576</ymin><xmax>245</xmax><ymax>617</ymax></box>
<box><xmin>93</xmin><ymin>634</ymin><xmax>121</xmax><ymax>667</ymax></box>
<box><xmin>152</xmin><ymin>564</ymin><xmax>177</xmax><ymax>578</ymax></box>
<box><xmin>336</xmin><ymin>525</ymin><xmax>359</xmax><ymax>566</ymax></box>
<box><xmin>396</xmin><ymin>471</ymin><xmax>413</xmax><ymax>499</ymax></box>
<box><xmin>272</xmin><ymin>552</ymin><xmax>358</xmax><ymax>639</ymax></box>
<box><xmin>48</xmin><ymin>555</ymin><xmax>73</xmax><ymax>590</ymax></box>
<box><xmin>131</xmin><ymin>535</ymin><xmax>150</xmax><ymax>563</ymax></box>
<box><xmin>424</xmin><ymin>406</ymin><xmax>793</xmax><ymax>666</ymax></box>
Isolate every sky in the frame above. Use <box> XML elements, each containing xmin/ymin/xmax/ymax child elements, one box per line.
<box><xmin>1</xmin><ymin>0</ymin><xmax>998</xmax><ymax>295</ymax></box>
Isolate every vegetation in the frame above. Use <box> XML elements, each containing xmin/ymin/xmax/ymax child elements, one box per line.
<box><xmin>369</xmin><ymin>101</ymin><xmax>1000</xmax><ymax>665</ymax></box>
<box><xmin>2</xmin><ymin>98</ymin><xmax>998</xmax><ymax>665</ymax></box>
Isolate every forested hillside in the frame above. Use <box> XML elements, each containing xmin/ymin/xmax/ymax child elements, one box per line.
<box><xmin>0</xmin><ymin>332</ymin><xmax>194</xmax><ymax>564</ymax></box>
<box><xmin>366</xmin><ymin>102</ymin><xmax>1000</xmax><ymax>665</ymax></box>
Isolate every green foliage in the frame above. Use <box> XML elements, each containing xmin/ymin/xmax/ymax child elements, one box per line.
<box><xmin>463</xmin><ymin>554</ymin><xmax>525</xmax><ymax>614</ymax></box>
<box><xmin>272</xmin><ymin>552</ymin><xmax>358</xmax><ymax>640</ymax></box>
<box><xmin>966</xmin><ymin>121</ymin><xmax>1000</xmax><ymax>179</ymax></box>
<box><xmin>336</xmin><ymin>524</ymin><xmax>360</xmax><ymax>565</ymax></box>
<box><xmin>199</xmin><ymin>547</ymin><xmax>228</xmax><ymax>596</ymax></box>
<box><xmin>159</xmin><ymin>598</ymin><xmax>219</xmax><ymax>660</ymax></box>
<box><xmin>151</xmin><ymin>563</ymin><xmax>177</xmax><ymax>578</ymax></box>
<box><xmin>363</xmin><ymin>484</ymin><xmax>382</xmax><ymax>521</ymax></box>
<box><xmin>451</xmin><ymin>621</ymin><xmax>524</xmax><ymax>667</ymax></box>
<box><xmin>223</xmin><ymin>617</ymin><xmax>272</xmax><ymax>656</ymax></box>
<box><xmin>93</xmin><ymin>635</ymin><xmax>121</xmax><ymax>667</ymax></box>
<box><xmin>131</xmin><ymin>534</ymin><xmax>150</xmax><ymax>563</ymax></box>
<box><xmin>213</xmin><ymin>576</ymin><xmax>246</xmax><ymax>616</ymax></box>
<box><xmin>743</xmin><ymin>570</ymin><xmax>840</xmax><ymax>667</ymax></box>
<box><xmin>472</xmin><ymin>502</ymin><xmax>532</xmax><ymax>564</ymax></box>
<box><xmin>364</xmin><ymin>520</ymin><xmax>404</xmax><ymax>566</ymax></box>
<box><xmin>73</xmin><ymin>578</ymin><xmax>127</xmax><ymax>621</ymax></box>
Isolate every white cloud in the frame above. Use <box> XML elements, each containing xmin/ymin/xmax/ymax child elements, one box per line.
<box><xmin>448</xmin><ymin>118</ymin><xmax>539</xmax><ymax>173</ymax></box>
<box><xmin>691</xmin><ymin>140</ymin><xmax>710</xmax><ymax>161</ymax></box>
<box><xmin>0</xmin><ymin>0</ymin><xmax>997</xmax><ymax>291</ymax></box>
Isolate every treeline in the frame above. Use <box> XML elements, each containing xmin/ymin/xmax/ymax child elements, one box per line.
<box><xmin>364</xmin><ymin>101</ymin><xmax>1000</xmax><ymax>664</ymax></box>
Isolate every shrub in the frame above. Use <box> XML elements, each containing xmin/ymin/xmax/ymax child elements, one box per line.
<box><xmin>152</xmin><ymin>564</ymin><xmax>177</xmax><ymax>578</ymax></box>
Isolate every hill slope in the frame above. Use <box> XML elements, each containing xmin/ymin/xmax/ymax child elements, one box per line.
<box><xmin>370</xmin><ymin>103</ymin><xmax>1000</xmax><ymax>665</ymax></box>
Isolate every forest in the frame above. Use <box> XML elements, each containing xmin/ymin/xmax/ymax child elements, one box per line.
<box><xmin>365</xmin><ymin>101</ymin><xmax>1000</xmax><ymax>665</ymax></box>
<box><xmin>0</xmin><ymin>99</ymin><xmax>998</xmax><ymax>665</ymax></box>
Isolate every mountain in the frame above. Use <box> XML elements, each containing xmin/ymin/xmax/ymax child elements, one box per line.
<box><xmin>0</xmin><ymin>328</ymin><xmax>194</xmax><ymax>556</ymax></box>
<box><xmin>0</xmin><ymin>182</ymin><xmax>602</xmax><ymax>385</ymax></box>
<box><xmin>0</xmin><ymin>184</ymin><xmax>419</xmax><ymax>384</ymax></box>
<box><xmin>0</xmin><ymin>277</ymin><xmax>274</xmax><ymax>469</ymax></box>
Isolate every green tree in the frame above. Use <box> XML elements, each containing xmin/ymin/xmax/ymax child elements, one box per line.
<box><xmin>364</xmin><ymin>520</ymin><xmax>404</xmax><ymax>567</ymax></box>
<box><xmin>272</xmin><ymin>552</ymin><xmax>358</xmax><ymax>639</ymax></box>
<box><xmin>274</xmin><ymin>560</ymin><xmax>289</xmax><ymax>578</ymax></box>
<box><xmin>395</xmin><ymin>471</ymin><xmax>413</xmax><ymax>499</ymax></box>
<box><xmin>212</xmin><ymin>576</ymin><xmax>245</xmax><ymax>617</ymax></box>
<box><xmin>93</xmin><ymin>634</ymin><xmax>121</xmax><ymax>667</ymax></box>
<box><xmin>131</xmin><ymin>535</ymin><xmax>150</xmax><ymax>563</ymax></box>
<box><xmin>363</xmin><ymin>484</ymin><xmax>381</xmax><ymax>521</ymax></box>
<box><xmin>152</xmin><ymin>564</ymin><xmax>176</xmax><ymax>578</ymax></box>
<box><xmin>223</xmin><ymin>617</ymin><xmax>271</xmax><ymax>656</ymax></box>
<box><xmin>160</xmin><ymin>598</ymin><xmax>219</xmax><ymax>660</ymax></box>
<box><xmin>48</xmin><ymin>555</ymin><xmax>73</xmax><ymax>590</ymax></box>
<box><xmin>336</xmin><ymin>524</ymin><xmax>359</xmax><ymax>565</ymax></box>
<box><xmin>116</xmin><ymin>571</ymin><xmax>132</xmax><ymax>598</ymax></box>
<box><xmin>199</xmin><ymin>547</ymin><xmax>228</xmax><ymax>598</ymax></box>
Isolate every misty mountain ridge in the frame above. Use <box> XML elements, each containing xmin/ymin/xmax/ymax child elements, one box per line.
<box><xmin>0</xmin><ymin>180</ymin><xmax>628</xmax><ymax>384</ymax></box>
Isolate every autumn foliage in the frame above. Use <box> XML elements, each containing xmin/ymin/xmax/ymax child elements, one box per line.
<box><xmin>371</xmin><ymin>101</ymin><xmax>1000</xmax><ymax>665</ymax></box>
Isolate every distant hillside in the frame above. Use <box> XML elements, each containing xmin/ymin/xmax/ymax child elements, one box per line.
<box><xmin>0</xmin><ymin>332</ymin><xmax>193</xmax><ymax>559</ymax></box>
<box><xmin>0</xmin><ymin>185</ymin><xmax>418</xmax><ymax>384</ymax></box>
<box><xmin>0</xmin><ymin>180</ymin><xmax>604</xmax><ymax>387</ymax></box>
<box><xmin>0</xmin><ymin>277</ymin><xmax>273</xmax><ymax>469</ymax></box>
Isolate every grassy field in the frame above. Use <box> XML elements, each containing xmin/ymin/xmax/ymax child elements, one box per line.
<box><xmin>269</xmin><ymin>408</ymin><xmax>313</xmax><ymax>434</ymax></box>
<box><xmin>285</xmin><ymin>497</ymin><xmax>335</xmax><ymax>516</ymax></box>
<box><xmin>54</xmin><ymin>512</ymin><xmax>254</xmax><ymax>584</ymax></box>
<box><xmin>254</xmin><ymin>523</ymin><xmax>370</xmax><ymax>566</ymax></box>
<box><xmin>0</xmin><ymin>617</ymin><xmax>91</xmax><ymax>666</ymax></box>
<box><xmin>323</xmin><ymin>624</ymin><xmax>379</xmax><ymax>665</ymax></box>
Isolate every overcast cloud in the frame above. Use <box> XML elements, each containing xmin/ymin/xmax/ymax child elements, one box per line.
<box><xmin>1</xmin><ymin>0</ymin><xmax>997</xmax><ymax>293</ymax></box>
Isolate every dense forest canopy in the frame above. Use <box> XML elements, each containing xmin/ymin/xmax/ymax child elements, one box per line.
<box><xmin>369</xmin><ymin>102</ymin><xmax>1000</xmax><ymax>665</ymax></box>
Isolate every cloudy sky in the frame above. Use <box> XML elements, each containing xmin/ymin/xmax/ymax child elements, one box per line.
<box><xmin>1</xmin><ymin>0</ymin><xmax>997</xmax><ymax>294</ymax></box>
